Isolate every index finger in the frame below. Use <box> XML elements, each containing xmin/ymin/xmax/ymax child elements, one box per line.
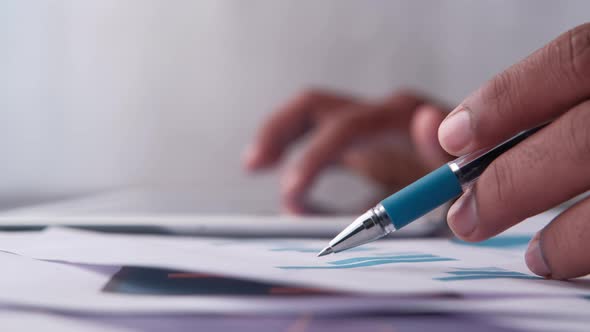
<box><xmin>243</xmin><ymin>89</ymin><xmax>354</xmax><ymax>170</ymax></box>
<box><xmin>438</xmin><ymin>23</ymin><xmax>590</xmax><ymax>156</ymax></box>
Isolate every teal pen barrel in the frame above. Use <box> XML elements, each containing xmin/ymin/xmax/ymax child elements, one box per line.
<box><xmin>380</xmin><ymin>164</ymin><xmax>463</xmax><ymax>230</ymax></box>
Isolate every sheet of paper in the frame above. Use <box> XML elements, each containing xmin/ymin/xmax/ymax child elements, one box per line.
<box><xmin>0</xmin><ymin>217</ymin><xmax>587</xmax><ymax>298</ymax></box>
<box><xmin>1</xmin><ymin>248</ymin><xmax>590</xmax><ymax>324</ymax></box>
<box><xmin>0</xmin><ymin>251</ymin><xmax>447</xmax><ymax>314</ymax></box>
<box><xmin>0</xmin><ymin>223</ymin><xmax>590</xmax><ymax>326</ymax></box>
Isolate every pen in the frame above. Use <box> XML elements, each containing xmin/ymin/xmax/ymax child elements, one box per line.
<box><xmin>318</xmin><ymin>124</ymin><xmax>547</xmax><ymax>257</ymax></box>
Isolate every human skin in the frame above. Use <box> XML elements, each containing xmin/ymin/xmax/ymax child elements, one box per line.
<box><xmin>438</xmin><ymin>23</ymin><xmax>590</xmax><ymax>279</ymax></box>
<box><xmin>245</xmin><ymin>22</ymin><xmax>590</xmax><ymax>279</ymax></box>
<box><xmin>243</xmin><ymin>89</ymin><xmax>452</xmax><ymax>214</ymax></box>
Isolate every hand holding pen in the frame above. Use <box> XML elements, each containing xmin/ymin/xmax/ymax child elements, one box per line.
<box><xmin>323</xmin><ymin>23</ymin><xmax>590</xmax><ymax>280</ymax></box>
<box><xmin>437</xmin><ymin>24</ymin><xmax>590</xmax><ymax>280</ymax></box>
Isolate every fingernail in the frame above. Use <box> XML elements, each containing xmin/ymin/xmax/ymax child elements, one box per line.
<box><xmin>447</xmin><ymin>189</ymin><xmax>478</xmax><ymax>238</ymax></box>
<box><xmin>525</xmin><ymin>232</ymin><xmax>551</xmax><ymax>277</ymax></box>
<box><xmin>241</xmin><ymin>144</ymin><xmax>260</xmax><ymax>169</ymax></box>
<box><xmin>438</xmin><ymin>106</ymin><xmax>473</xmax><ymax>154</ymax></box>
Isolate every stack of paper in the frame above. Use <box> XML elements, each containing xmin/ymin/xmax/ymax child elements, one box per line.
<box><xmin>0</xmin><ymin>208</ymin><xmax>589</xmax><ymax>331</ymax></box>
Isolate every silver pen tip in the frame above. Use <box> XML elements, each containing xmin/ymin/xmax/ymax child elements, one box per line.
<box><xmin>317</xmin><ymin>246</ymin><xmax>333</xmax><ymax>257</ymax></box>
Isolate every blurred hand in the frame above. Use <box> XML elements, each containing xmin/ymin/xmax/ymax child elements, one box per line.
<box><xmin>243</xmin><ymin>89</ymin><xmax>452</xmax><ymax>214</ymax></box>
<box><xmin>438</xmin><ymin>23</ymin><xmax>590</xmax><ymax>279</ymax></box>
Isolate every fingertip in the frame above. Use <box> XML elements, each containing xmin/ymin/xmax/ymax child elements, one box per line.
<box><xmin>280</xmin><ymin>170</ymin><xmax>308</xmax><ymax>202</ymax></box>
<box><xmin>446</xmin><ymin>190</ymin><xmax>479</xmax><ymax>240</ymax></box>
<box><xmin>281</xmin><ymin>200</ymin><xmax>306</xmax><ymax>215</ymax></box>
<box><xmin>438</xmin><ymin>106</ymin><xmax>475</xmax><ymax>156</ymax></box>
<box><xmin>411</xmin><ymin>105</ymin><xmax>452</xmax><ymax>168</ymax></box>
<box><xmin>280</xmin><ymin>182</ymin><xmax>308</xmax><ymax>215</ymax></box>
<box><xmin>242</xmin><ymin>143</ymin><xmax>283</xmax><ymax>171</ymax></box>
<box><xmin>241</xmin><ymin>144</ymin><xmax>262</xmax><ymax>170</ymax></box>
<box><xmin>525</xmin><ymin>231</ymin><xmax>551</xmax><ymax>278</ymax></box>
<box><xmin>411</xmin><ymin>105</ymin><xmax>442</xmax><ymax>143</ymax></box>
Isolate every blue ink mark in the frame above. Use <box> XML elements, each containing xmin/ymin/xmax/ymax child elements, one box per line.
<box><xmin>270</xmin><ymin>246</ymin><xmax>375</xmax><ymax>254</ymax></box>
<box><xmin>329</xmin><ymin>254</ymin><xmax>442</xmax><ymax>265</ymax></box>
<box><xmin>212</xmin><ymin>239</ymin><xmax>266</xmax><ymax>246</ymax></box>
<box><xmin>451</xmin><ymin>235</ymin><xmax>532</xmax><ymax>248</ymax></box>
<box><xmin>213</xmin><ymin>240</ymin><xmax>376</xmax><ymax>253</ymax></box>
<box><xmin>277</xmin><ymin>253</ymin><xmax>455</xmax><ymax>270</ymax></box>
<box><xmin>437</xmin><ymin>275</ymin><xmax>537</xmax><ymax>281</ymax></box>
<box><xmin>270</xmin><ymin>248</ymin><xmax>319</xmax><ymax>253</ymax></box>
<box><xmin>435</xmin><ymin>267</ymin><xmax>539</xmax><ymax>281</ymax></box>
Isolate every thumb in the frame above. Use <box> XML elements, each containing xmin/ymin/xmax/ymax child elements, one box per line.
<box><xmin>410</xmin><ymin>104</ymin><xmax>453</xmax><ymax>170</ymax></box>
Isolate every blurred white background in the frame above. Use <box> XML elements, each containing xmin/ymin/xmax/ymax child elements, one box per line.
<box><xmin>0</xmin><ymin>1</ymin><xmax>588</xmax><ymax>213</ymax></box>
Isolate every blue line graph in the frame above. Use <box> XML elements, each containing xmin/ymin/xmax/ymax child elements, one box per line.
<box><xmin>270</xmin><ymin>246</ymin><xmax>375</xmax><ymax>254</ymax></box>
<box><xmin>434</xmin><ymin>267</ymin><xmax>539</xmax><ymax>281</ymax></box>
<box><xmin>277</xmin><ymin>253</ymin><xmax>455</xmax><ymax>270</ymax></box>
<box><xmin>212</xmin><ymin>241</ymin><xmax>376</xmax><ymax>253</ymax></box>
<box><xmin>451</xmin><ymin>235</ymin><xmax>532</xmax><ymax>248</ymax></box>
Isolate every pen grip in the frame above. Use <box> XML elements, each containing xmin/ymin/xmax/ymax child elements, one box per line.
<box><xmin>380</xmin><ymin>165</ymin><xmax>462</xmax><ymax>230</ymax></box>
